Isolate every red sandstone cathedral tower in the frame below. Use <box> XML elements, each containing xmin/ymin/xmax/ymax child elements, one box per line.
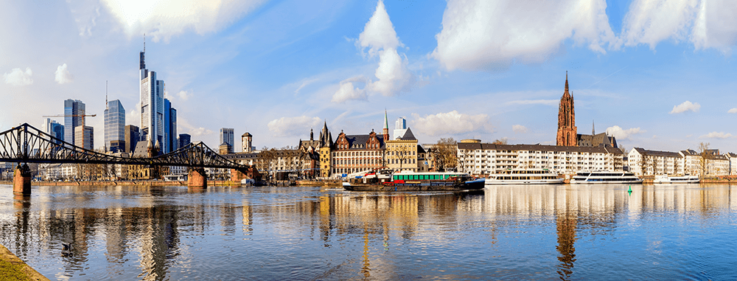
<box><xmin>556</xmin><ymin>72</ymin><xmax>577</xmax><ymax>146</ymax></box>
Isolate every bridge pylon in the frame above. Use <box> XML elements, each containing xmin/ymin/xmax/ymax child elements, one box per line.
<box><xmin>188</xmin><ymin>167</ymin><xmax>207</xmax><ymax>188</ymax></box>
<box><xmin>13</xmin><ymin>164</ymin><xmax>31</xmax><ymax>194</ymax></box>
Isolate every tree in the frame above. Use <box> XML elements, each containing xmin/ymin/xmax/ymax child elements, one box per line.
<box><xmin>699</xmin><ymin>142</ymin><xmax>711</xmax><ymax>176</ymax></box>
<box><xmin>491</xmin><ymin>138</ymin><xmax>508</xmax><ymax>145</ymax></box>
<box><xmin>435</xmin><ymin>138</ymin><xmax>457</xmax><ymax>171</ymax></box>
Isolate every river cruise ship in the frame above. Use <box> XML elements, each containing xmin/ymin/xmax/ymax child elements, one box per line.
<box><xmin>342</xmin><ymin>171</ymin><xmax>485</xmax><ymax>191</ymax></box>
<box><xmin>485</xmin><ymin>169</ymin><xmax>564</xmax><ymax>185</ymax></box>
<box><xmin>570</xmin><ymin>171</ymin><xmax>643</xmax><ymax>184</ymax></box>
<box><xmin>653</xmin><ymin>175</ymin><xmax>700</xmax><ymax>184</ymax></box>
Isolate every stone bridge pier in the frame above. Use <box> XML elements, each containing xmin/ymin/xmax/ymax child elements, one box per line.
<box><xmin>13</xmin><ymin>164</ymin><xmax>31</xmax><ymax>194</ymax></box>
<box><xmin>188</xmin><ymin>168</ymin><xmax>207</xmax><ymax>188</ymax></box>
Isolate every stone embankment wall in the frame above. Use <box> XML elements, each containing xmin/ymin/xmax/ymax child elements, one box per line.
<box><xmin>0</xmin><ymin>180</ymin><xmax>242</xmax><ymax>187</ymax></box>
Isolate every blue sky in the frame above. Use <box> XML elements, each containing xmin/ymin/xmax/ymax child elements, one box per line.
<box><xmin>1</xmin><ymin>0</ymin><xmax>736</xmax><ymax>153</ymax></box>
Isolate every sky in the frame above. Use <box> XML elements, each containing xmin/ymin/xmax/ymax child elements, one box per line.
<box><xmin>1</xmin><ymin>0</ymin><xmax>737</xmax><ymax>153</ymax></box>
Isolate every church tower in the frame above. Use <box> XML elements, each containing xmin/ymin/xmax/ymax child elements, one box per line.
<box><xmin>556</xmin><ymin>72</ymin><xmax>577</xmax><ymax>146</ymax></box>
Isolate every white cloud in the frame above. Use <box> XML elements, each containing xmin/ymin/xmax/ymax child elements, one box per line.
<box><xmin>620</xmin><ymin>0</ymin><xmax>737</xmax><ymax>53</ymax></box>
<box><xmin>412</xmin><ymin>110</ymin><xmax>493</xmax><ymax>136</ymax></box>
<box><xmin>189</xmin><ymin>127</ymin><xmax>214</xmax><ymax>137</ymax></box>
<box><xmin>432</xmin><ymin>0</ymin><xmax>615</xmax><ymax>71</ymax></box>
<box><xmin>700</xmin><ymin>131</ymin><xmax>732</xmax><ymax>139</ymax></box>
<box><xmin>728</xmin><ymin>108</ymin><xmax>737</xmax><ymax>113</ymax></box>
<box><xmin>507</xmin><ymin>99</ymin><xmax>558</xmax><ymax>106</ymax></box>
<box><xmin>177</xmin><ymin>90</ymin><xmax>192</xmax><ymax>101</ymax></box>
<box><xmin>3</xmin><ymin>68</ymin><xmax>33</xmax><ymax>86</ymax></box>
<box><xmin>267</xmin><ymin>116</ymin><xmax>321</xmax><ymax>137</ymax></box>
<box><xmin>101</xmin><ymin>0</ymin><xmax>266</xmax><ymax>42</ymax></box>
<box><xmin>357</xmin><ymin>0</ymin><xmax>402</xmax><ymax>57</ymax></box>
<box><xmin>606</xmin><ymin>126</ymin><xmax>645</xmax><ymax>140</ymax></box>
<box><xmin>669</xmin><ymin>100</ymin><xmax>700</xmax><ymax>114</ymax></box>
<box><xmin>512</xmin><ymin>125</ymin><xmax>528</xmax><ymax>133</ymax></box>
<box><xmin>369</xmin><ymin>48</ymin><xmax>414</xmax><ymax>96</ymax></box>
<box><xmin>332</xmin><ymin>77</ymin><xmax>368</xmax><ymax>103</ymax></box>
<box><xmin>54</xmin><ymin>64</ymin><xmax>73</xmax><ymax>84</ymax></box>
<box><xmin>333</xmin><ymin>0</ymin><xmax>414</xmax><ymax>102</ymax></box>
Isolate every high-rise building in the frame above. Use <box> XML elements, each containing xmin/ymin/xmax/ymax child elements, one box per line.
<box><xmin>393</xmin><ymin>117</ymin><xmax>407</xmax><ymax>140</ymax></box>
<box><xmin>556</xmin><ymin>72</ymin><xmax>577</xmax><ymax>146</ymax></box>
<box><xmin>164</xmin><ymin>99</ymin><xmax>171</xmax><ymax>153</ymax></box>
<box><xmin>169</xmin><ymin>107</ymin><xmax>177</xmax><ymax>152</ymax></box>
<box><xmin>220</xmin><ymin>128</ymin><xmax>234</xmax><ymax>153</ymax></box>
<box><xmin>43</xmin><ymin>118</ymin><xmax>64</xmax><ymax>144</ymax></box>
<box><xmin>64</xmin><ymin>99</ymin><xmax>85</xmax><ymax>146</ymax></box>
<box><xmin>105</xmin><ymin>99</ymin><xmax>126</xmax><ymax>152</ymax></box>
<box><xmin>179</xmin><ymin>134</ymin><xmax>191</xmax><ymax>148</ymax></box>
<box><xmin>139</xmin><ymin>42</ymin><xmax>165</xmax><ymax>149</ymax></box>
<box><xmin>124</xmin><ymin>125</ymin><xmax>140</xmax><ymax>153</ymax></box>
<box><xmin>75</xmin><ymin>126</ymin><xmax>93</xmax><ymax>150</ymax></box>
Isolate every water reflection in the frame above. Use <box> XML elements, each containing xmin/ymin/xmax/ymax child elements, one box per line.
<box><xmin>0</xmin><ymin>184</ymin><xmax>734</xmax><ymax>279</ymax></box>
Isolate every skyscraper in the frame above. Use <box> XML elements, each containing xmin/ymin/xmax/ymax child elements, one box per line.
<box><xmin>139</xmin><ymin>41</ymin><xmax>165</xmax><ymax>149</ymax></box>
<box><xmin>393</xmin><ymin>117</ymin><xmax>407</xmax><ymax>140</ymax></box>
<box><xmin>220</xmin><ymin>128</ymin><xmax>234</xmax><ymax>153</ymax></box>
<box><xmin>105</xmin><ymin>99</ymin><xmax>126</xmax><ymax>152</ymax></box>
<box><xmin>179</xmin><ymin>134</ymin><xmax>191</xmax><ymax>149</ymax></box>
<box><xmin>124</xmin><ymin>125</ymin><xmax>140</xmax><ymax>153</ymax></box>
<box><xmin>164</xmin><ymin>98</ymin><xmax>171</xmax><ymax>153</ymax></box>
<box><xmin>169</xmin><ymin>107</ymin><xmax>177</xmax><ymax>152</ymax></box>
<box><xmin>64</xmin><ymin>99</ymin><xmax>85</xmax><ymax>146</ymax></box>
<box><xmin>75</xmin><ymin>126</ymin><xmax>93</xmax><ymax>150</ymax></box>
<box><xmin>43</xmin><ymin>118</ymin><xmax>64</xmax><ymax>144</ymax></box>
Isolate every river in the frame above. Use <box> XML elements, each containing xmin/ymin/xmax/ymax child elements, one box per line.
<box><xmin>0</xmin><ymin>184</ymin><xmax>735</xmax><ymax>280</ymax></box>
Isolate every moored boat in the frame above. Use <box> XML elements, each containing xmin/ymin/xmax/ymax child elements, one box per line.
<box><xmin>570</xmin><ymin>171</ymin><xmax>643</xmax><ymax>184</ymax></box>
<box><xmin>653</xmin><ymin>175</ymin><xmax>700</xmax><ymax>184</ymax></box>
<box><xmin>485</xmin><ymin>168</ymin><xmax>564</xmax><ymax>185</ymax></box>
<box><xmin>342</xmin><ymin>171</ymin><xmax>485</xmax><ymax>191</ymax></box>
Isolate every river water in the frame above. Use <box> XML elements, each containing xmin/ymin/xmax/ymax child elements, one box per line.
<box><xmin>0</xmin><ymin>184</ymin><xmax>735</xmax><ymax>280</ymax></box>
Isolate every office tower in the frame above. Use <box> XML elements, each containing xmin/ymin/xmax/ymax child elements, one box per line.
<box><xmin>394</xmin><ymin>116</ymin><xmax>407</xmax><ymax>140</ymax></box>
<box><xmin>105</xmin><ymin>99</ymin><xmax>126</xmax><ymax>152</ymax></box>
<box><xmin>169</xmin><ymin>107</ymin><xmax>177</xmax><ymax>152</ymax></box>
<box><xmin>75</xmin><ymin>126</ymin><xmax>93</xmax><ymax>150</ymax></box>
<box><xmin>139</xmin><ymin>42</ymin><xmax>165</xmax><ymax>148</ymax></box>
<box><xmin>64</xmin><ymin>99</ymin><xmax>85</xmax><ymax>146</ymax></box>
<box><xmin>164</xmin><ymin>99</ymin><xmax>171</xmax><ymax>153</ymax></box>
<box><xmin>220</xmin><ymin>128</ymin><xmax>234</xmax><ymax>153</ymax></box>
<box><xmin>124</xmin><ymin>125</ymin><xmax>140</xmax><ymax>153</ymax></box>
<box><xmin>43</xmin><ymin>118</ymin><xmax>65</xmax><ymax>144</ymax></box>
<box><xmin>179</xmin><ymin>134</ymin><xmax>191</xmax><ymax>148</ymax></box>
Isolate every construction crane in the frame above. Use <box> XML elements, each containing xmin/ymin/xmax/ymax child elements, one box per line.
<box><xmin>43</xmin><ymin>114</ymin><xmax>96</xmax><ymax>149</ymax></box>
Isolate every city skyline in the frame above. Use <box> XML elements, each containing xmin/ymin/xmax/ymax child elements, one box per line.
<box><xmin>2</xmin><ymin>1</ymin><xmax>737</xmax><ymax>153</ymax></box>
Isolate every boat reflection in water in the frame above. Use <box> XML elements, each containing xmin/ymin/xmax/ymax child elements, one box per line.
<box><xmin>0</xmin><ymin>184</ymin><xmax>735</xmax><ymax>279</ymax></box>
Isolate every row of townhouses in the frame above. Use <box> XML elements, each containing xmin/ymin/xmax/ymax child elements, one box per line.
<box><xmin>628</xmin><ymin>148</ymin><xmax>736</xmax><ymax>176</ymax></box>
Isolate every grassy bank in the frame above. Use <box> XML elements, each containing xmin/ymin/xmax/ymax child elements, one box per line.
<box><xmin>0</xmin><ymin>244</ymin><xmax>48</xmax><ymax>281</ymax></box>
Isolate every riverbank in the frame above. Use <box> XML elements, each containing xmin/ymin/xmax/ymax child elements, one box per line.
<box><xmin>0</xmin><ymin>180</ymin><xmax>242</xmax><ymax>187</ymax></box>
<box><xmin>0</xmin><ymin>244</ymin><xmax>48</xmax><ymax>281</ymax></box>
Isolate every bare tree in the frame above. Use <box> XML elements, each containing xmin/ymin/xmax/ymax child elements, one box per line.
<box><xmin>699</xmin><ymin>142</ymin><xmax>711</xmax><ymax>176</ymax></box>
<box><xmin>491</xmin><ymin>138</ymin><xmax>508</xmax><ymax>145</ymax></box>
<box><xmin>435</xmin><ymin>138</ymin><xmax>458</xmax><ymax>171</ymax></box>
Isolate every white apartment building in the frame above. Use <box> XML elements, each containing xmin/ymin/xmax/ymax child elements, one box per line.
<box><xmin>457</xmin><ymin>143</ymin><xmax>624</xmax><ymax>176</ymax></box>
<box><xmin>708</xmin><ymin>155</ymin><xmax>729</xmax><ymax>176</ymax></box>
<box><xmin>727</xmin><ymin>153</ymin><xmax>737</xmax><ymax>175</ymax></box>
<box><xmin>628</xmin><ymin>148</ymin><xmax>684</xmax><ymax>176</ymax></box>
<box><xmin>679</xmin><ymin>150</ymin><xmax>702</xmax><ymax>176</ymax></box>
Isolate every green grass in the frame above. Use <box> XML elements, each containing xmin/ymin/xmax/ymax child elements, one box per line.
<box><xmin>0</xmin><ymin>258</ymin><xmax>31</xmax><ymax>281</ymax></box>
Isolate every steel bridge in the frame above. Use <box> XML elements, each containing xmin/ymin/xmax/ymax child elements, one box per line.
<box><xmin>1</xmin><ymin>123</ymin><xmax>257</xmax><ymax>193</ymax></box>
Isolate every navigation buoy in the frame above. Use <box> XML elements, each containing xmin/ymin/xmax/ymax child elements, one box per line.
<box><xmin>628</xmin><ymin>185</ymin><xmax>632</xmax><ymax>193</ymax></box>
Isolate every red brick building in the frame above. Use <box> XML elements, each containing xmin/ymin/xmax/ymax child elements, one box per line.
<box><xmin>556</xmin><ymin>72</ymin><xmax>577</xmax><ymax>146</ymax></box>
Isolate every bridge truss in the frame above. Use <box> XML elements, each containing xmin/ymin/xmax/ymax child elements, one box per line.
<box><xmin>0</xmin><ymin>123</ymin><xmax>250</xmax><ymax>170</ymax></box>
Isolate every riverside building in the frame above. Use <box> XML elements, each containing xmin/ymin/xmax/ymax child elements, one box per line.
<box><xmin>457</xmin><ymin>143</ymin><xmax>624</xmax><ymax>177</ymax></box>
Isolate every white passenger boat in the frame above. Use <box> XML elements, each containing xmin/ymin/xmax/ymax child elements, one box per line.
<box><xmin>485</xmin><ymin>169</ymin><xmax>564</xmax><ymax>185</ymax></box>
<box><xmin>653</xmin><ymin>175</ymin><xmax>700</xmax><ymax>184</ymax></box>
<box><xmin>570</xmin><ymin>171</ymin><xmax>643</xmax><ymax>184</ymax></box>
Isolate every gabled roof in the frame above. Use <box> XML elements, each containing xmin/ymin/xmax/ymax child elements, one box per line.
<box><xmin>341</xmin><ymin>134</ymin><xmax>385</xmax><ymax>150</ymax></box>
<box><xmin>397</xmin><ymin>127</ymin><xmax>417</xmax><ymax>141</ymax></box>
<box><xmin>132</xmin><ymin>142</ymin><xmax>149</xmax><ymax>158</ymax></box>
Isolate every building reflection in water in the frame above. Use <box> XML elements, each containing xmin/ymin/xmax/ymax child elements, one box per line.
<box><xmin>0</xmin><ymin>184</ymin><xmax>735</xmax><ymax>279</ymax></box>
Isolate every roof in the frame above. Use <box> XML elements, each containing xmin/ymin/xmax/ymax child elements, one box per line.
<box><xmin>341</xmin><ymin>134</ymin><xmax>385</xmax><ymax>150</ymax></box>
<box><xmin>680</xmin><ymin>149</ymin><xmax>699</xmax><ymax>156</ymax></box>
<box><xmin>132</xmin><ymin>142</ymin><xmax>149</xmax><ymax>158</ymax></box>
<box><xmin>242</xmin><ymin>132</ymin><xmax>252</xmax><ymax>137</ymax></box>
<box><xmin>633</xmin><ymin>147</ymin><xmax>682</xmax><ymax>158</ymax></box>
<box><xmin>222</xmin><ymin>152</ymin><xmax>259</xmax><ymax>160</ymax></box>
<box><xmin>457</xmin><ymin>143</ymin><xmax>624</xmax><ymax>154</ymax></box>
<box><xmin>417</xmin><ymin>144</ymin><xmax>427</xmax><ymax>154</ymax></box>
<box><xmin>397</xmin><ymin>127</ymin><xmax>417</xmax><ymax>141</ymax></box>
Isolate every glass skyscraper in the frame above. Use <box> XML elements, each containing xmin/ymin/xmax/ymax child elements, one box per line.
<box><xmin>43</xmin><ymin>118</ymin><xmax>64</xmax><ymax>144</ymax></box>
<box><xmin>105</xmin><ymin>99</ymin><xmax>125</xmax><ymax>152</ymax></box>
<box><xmin>63</xmin><ymin>99</ymin><xmax>85</xmax><ymax>146</ymax></box>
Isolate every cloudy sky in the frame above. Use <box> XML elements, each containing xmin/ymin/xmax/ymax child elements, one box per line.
<box><xmin>1</xmin><ymin>0</ymin><xmax>737</xmax><ymax>153</ymax></box>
